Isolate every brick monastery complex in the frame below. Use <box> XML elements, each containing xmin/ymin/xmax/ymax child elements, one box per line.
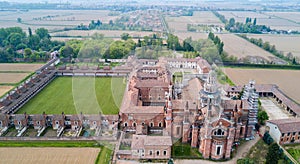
<box><xmin>0</xmin><ymin>55</ymin><xmax>300</xmax><ymax>161</ymax></box>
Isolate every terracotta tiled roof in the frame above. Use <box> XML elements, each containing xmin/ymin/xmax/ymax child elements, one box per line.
<box><xmin>131</xmin><ymin>135</ymin><xmax>172</xmax><ymax>150</ymax></box>
<box><xmin>123</xmin><ymin>106</ymin><xmax>164</xmax><ymax>114</ymax></box>
<box><xmin>131</xmin><ymin>135</ymin><xmax>146</xmax><ymax>149</ymax></box>
<box><xmin>224</xmin><ymin>85</ymin><xmax>243</xmax><ymax>92</ymax></box>
<box><xmin>144</xmin><ymin>135</ymin><xmax>172</xmax><ymax>146</ymax></box>
<box><xmin>135</xmin><ymin>80</ymin><xmax>169</xmax><ymax>88</ymax></box>
<box><xmin>268</xmin><ymin>118</ymin><xmax>300</xmax><ymax>133</ymax></box>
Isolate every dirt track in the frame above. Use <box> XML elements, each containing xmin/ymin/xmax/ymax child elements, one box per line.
<box><xmin>0</xmin><ymin>147</ymin><xmax>100</xmax><ymax>164</ymax></box>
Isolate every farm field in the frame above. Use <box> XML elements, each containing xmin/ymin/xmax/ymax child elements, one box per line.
<box><xmin>0</xmin><ymin>147</ymin><xmax>99</xmax><ymax>164</ymax></box>
<box><xmin>218</xmin><ymin>11</ymin><xmax>300</xmax><ymax>31</ymax></box>
<box><xmin>175</xmin><ymin>32</ymin><xmax>208</xmax><ymax>41</ymax></box>
<box><xmin>17</xmin><ymin>77</ymin><xmax>126</xmax><ymax>115</ymax></box>
<box><xmin>0</xmin><ymin>86</ymin><xmax>13</xmax><ymax>97</ymax></box>
<box><xmin>217</xmin><ymin>33</ymin><xmax>282</xmax><ymax>63</ymax></box>
<box><xmin>50</xmin><ymin>30</ymin><xmax>155</xmax><ymax>38</ymax></box>
<box><xmin>223</xmin><ymin>68</ymin><xmax>300</xmax><ymax>103</ymax></box>
<box><xmin>246</xmin><ymin>34</ymin><xmax>300</xmax><ymax>58</ymax></box>
<box><xmin>0</xmin><ymin>10</ymin><xmax>115</xmax><ymax>32</ymax></box>
<box><xmin>0</xmin><ymin>63</ymin><xmax>43</xmax><ymax>72</ymax></box>
<box><xmin>165</xmin><ymin>11</ymin><xmax>223</xmax><ymax>32</ymax></box>
<box><xmin>0</xmin><ymin>73</ymin><xmax>29</xmax><ymax>84</ymax></box>
<box><xmin>265</xmin><ymin>12</ymin><xmax>300</xmax><ymax>23</ymax></box>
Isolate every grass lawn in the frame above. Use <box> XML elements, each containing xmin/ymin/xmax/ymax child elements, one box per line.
<box><xmin>172</xmin><ymin>140</ymin><xmax>202</xmax><ymax>159</ymax></box>
<box><xmin>95</xmin><ymin>146</ymin><xmax>113</xmax><ymax>164</ymax></box>
<box><xmin>17</xmin><ymin>77</ymin><xmax>126</xmax><ymax>115</ymax></box>
<box><xmin>287</xmin><ymin>148</ymin><xmax>300</xmax><ymax>163</ymax></box>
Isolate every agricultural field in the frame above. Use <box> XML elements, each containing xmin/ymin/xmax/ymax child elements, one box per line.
<box><xmin>0</xmin><ymin>63</ymin><xmax>42</xmax><ymax>96</ymax></box>
<box><xmin>0</xmin><ymin>64</ymin><xmax>43</xmax><ymax>72</ymax></box>
<box><xmin>0</xmin><ymin>147</ymin><xmax>99</xmax><ymax>164</ymax></box>
<box><xmin>223</xmin><ymin>68</ymin><xmax>300</xmax><ymax>103</ymax></box>
<box><xmin>246</xmin><ymin>34</ymin><xmax>300</xmax><ymax>58</ymax></box>
<box><xmin>50</xmin><ymin>30</ymin><xmax>155</xmax><ymax>38</ymax></box>
<box><xmin>17</xmin><ymin>77</ymin><xmax>126</xmax><ymax>115</ymax></box>
<box><xmin>217</xmin><ymin>34</ymin><xmax>282</xmax><ymax>63</ymax></box>
<box><xmin>0</xmin><ymin>73</ymin><xmax>29</xmax><ymax>84</ymax></box>
<box><xmin>175</xmin><ymin>32</ymin><xmax>208</xmax><ymax>41</ymax></box>
<box><xmin>266</xmin><ymin>12</ymin><xmax>300</xmax><ymax>23</ymax></box>
<box><xmin>165</xmin><ymin>11</ymin><xmax>223</xmax><ymax>32</ymax></box>
<box><xmin>0</xmin><ymin>86</ymin><xmax>13</xmax><ymax>97</ymax></box>
<box><xmin>218</xmin><ymin>11</ymin><xmax>300</xmax><ymax>31</ymax></box>
<box><xmin>0</xmin><ymin>10</ymin><xmax>116</xmax><ymax>32</ymax></box>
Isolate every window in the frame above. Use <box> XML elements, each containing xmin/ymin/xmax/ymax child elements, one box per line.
<box><xmin>150</xmin><ymin>122</ymin><xmax>153</xmax><ymax>127</ymax></box>
<box><xmin>18</xmin><ymin>121</ymin><xmax>21</xmax><ymax>125</ymax></box>
<box><xmin>163</xmin><ymin>150</ymin><xmax>167</xmax><ymax>156</ymax></box>
<box><xmin>288</xmin><ymin>133</ymin><xmax>290</xmax><ymax>136</ymax></box>
<box><xmin>156</xmin><ymin>151</ymin><xmax>160</xmax><ymax>156</ymax></box>
<box><xmin>149</xmin><ymin>151</ymin><xmax>152</xmax><ymax>155</ymax></box>
<box><xmin>124</xmin><ymin>122</ymin><xmax>128</xmax><ymax>127</ymax></box>
<box><xmin>216</xmin><ymin>146</ymin><xmax>221</xmax><ymax>156</ymax></box>
<box><xmin>133</xmin><ymin>122</ymin><xmax>136</xmax><ymax>127</ymax></box>
<box><xmin>293</xmin><ymin>132</ymin><xmax>296</xmax><ymax>135</ymax></box>
<box><xmin>176</xmin><ymin>127</ymin><xmax>180</xmax><ymax>135</ymax></box>
<box><xmin>142</xmin><ymin>122</ymin><xmax>145</xmax><ymax>126</ymax></box>
<box><xmin>37</xmin><ymin>121</ymin><xmax>40</xmax><ymax>125</ymax></box>
<box><xmin>282</xmin><ymin>133</ymin><xmax>285</xmax><ymax>137</ymax></box>
<box><xmin>159</xmin><ymin>122</ymin><xmax>162</xmax><ymax>127</ymax></box>
<box><xmin>75</xmin><ymin>121</ymin><xmax>78</xmax><ymax>125</ymax></box>
<box><xmin>93</xmin><ymin>121</ymin><xmax>96</xmax><ymax>125</ymax></box>
<box><xmin>56</xmin><ymin>121</ymin><xmax>59</xmax><ymax>125</ymax></box>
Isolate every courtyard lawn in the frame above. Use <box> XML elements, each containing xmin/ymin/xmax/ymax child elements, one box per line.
<box><xmin>17</xmin><ymin>77</ymin><xmax>126</xmax><ymax>115</ymax></box>
<box><xmin>172</xmin><ymin>140</ymin><xmax>202</xmax><ymax>159</ymax></box>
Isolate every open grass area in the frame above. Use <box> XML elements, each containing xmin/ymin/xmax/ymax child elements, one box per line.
<box><xmin>242</xmin><ymin>139</ymin><xmax>269</xmax><ymax>163</ymax></box>
<box><xmin>17</xmin><ymin>77</ymin><xmax>126</xmax><ymax>115</ymax></box>
<box><xmin>95</xmin><ymin>146</ymin><xmax>113</xmax><ymax>164</ymax></box>
<box><xmin>287</xmin><ymin>148</ymin><xmax>300</xmax><ymax>163</ymax></box>
<box><xmin>172</xmin><ymin>140</ymin><xmax>202</xmax><ymax>159</ymax></box>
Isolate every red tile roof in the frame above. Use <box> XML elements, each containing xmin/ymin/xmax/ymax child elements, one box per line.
<box><xmin>268</xmin><ymin>118</ymin><xmax>300</xmax><ymax>133</ymax></box>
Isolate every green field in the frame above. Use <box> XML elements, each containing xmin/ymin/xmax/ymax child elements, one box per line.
<box><xmin>17</xmin><ymin>77</ymin><xmax>126</xmax><ymax>115</ymax></box>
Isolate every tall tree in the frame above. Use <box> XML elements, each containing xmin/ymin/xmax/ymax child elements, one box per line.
<box><xmin>28</xmin><ymin>27</ymin><xmax>32</xmax><ymax>37</ymax></box>
<box><xmin>253</xmin><ymin>18</ymin><xmax>257</xmax><ymax>25</ymax></box>
<box><xmin>266</xmin><ymin>143</ymin><xmax>280</xmax><ymax>164</ymax></box>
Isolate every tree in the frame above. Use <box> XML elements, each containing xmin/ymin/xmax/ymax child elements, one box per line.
<box><xmin>258</xmin><ymin>110</ymin><xmax>269</xmax><ymax>125</ymax></box>
<box><xmin>35</xmin><ymin>28</ymin><xmax>50</xmax><ymax>39</ymax></box>
<box><xmin>292</xmin><ymin>57</ymin><xmax>297</xmax><ymax>65</ymax></box>
<box><xmin>28</xmin><ymin>27</ymin><xmax>32</xmax><ymax>37</ymax></box>
<box><xmin>121</xmin><ymin>33</ymin><xmax>130</xmax><ymax>41</ymax></box>
<box><xmin>266</xmin><ymin>143</ymin><xmax>280</xmax><ymax>164</ymax></box>
<box><xmin>183</xmin><ymin>37</ymin><xmax>194</xmax><ymax>51</ymax></box>
<box><xmin>60</xmin><ymin>45</ymin><xmax>74</xmax><ymax>59</ymax></box>
<box><xmin>8</xmin><ymin>33</ymin><xmax>23</xmax><ymax>48</ymax></box>
<box><xmin>24</xmin><ymin>48</ymin><xmax>32</xmax><ymax>59</ymax></box>
<box><xmin>253</xmin><ymin>18</ymin><xmax>257</xmax><ymax>25</ymax></box>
